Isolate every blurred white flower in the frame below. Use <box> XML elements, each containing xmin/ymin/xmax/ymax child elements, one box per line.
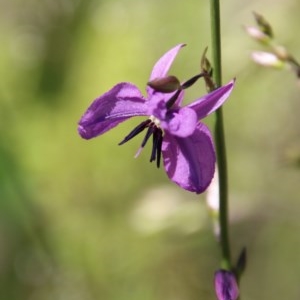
<box><xmin>206</xmin><ymin>167</ymin><xmax>220</xmax><ymax>239</ymax></box>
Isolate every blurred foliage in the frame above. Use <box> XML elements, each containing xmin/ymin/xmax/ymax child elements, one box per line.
<box><xmin>0</xmin><ymin>0</ymin><xmax>300</xmax><ymax>299</ymax></box>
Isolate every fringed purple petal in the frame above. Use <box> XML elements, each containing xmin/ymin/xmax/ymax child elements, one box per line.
<box><xmin>78</xmin><ymin>82</ymin><xmax>147</xmax><ymax>139</ymax></box>
<box><xmin>162</xmin><ymin>122</ymin><xmax>215</xmax><ymax>193</ymax></box>
<box><xmin>188</xmin><ymin>80</ymin><xmax>235</xmax><ymax>120</ymax></box>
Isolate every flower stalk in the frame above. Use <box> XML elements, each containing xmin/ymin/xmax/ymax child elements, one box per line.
<box><xmin>210</xmin><ymin>0</ymin><xmax>232</xmax><ymax>270</ymax></box>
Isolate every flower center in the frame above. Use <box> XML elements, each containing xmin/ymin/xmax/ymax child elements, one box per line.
<box><xmin>118</xmin><ymin>118</ymin><xmax>163</xmax><ymax>168</ymax></box>
<box><xmin>119</xmin><ymin>72</ymin><xmax>210</xmax><ymax>167</ymax></box>
<box><xmin>149</xmin><ymin>115</ymin><xmax>161</xmax><ymax>126</ymax></box>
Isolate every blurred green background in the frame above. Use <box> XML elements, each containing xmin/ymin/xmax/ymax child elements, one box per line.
<box><xmin>1</xmin><ymin>0</ymin><xmax>300</xmax><ymax>299</ymax></box>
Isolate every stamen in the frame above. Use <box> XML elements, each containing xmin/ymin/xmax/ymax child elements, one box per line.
<box><xmin>181</xmin><ymin>73</ymin><xmax>206</xmax><ymax>89</ymax></box>
<box><xmin>165</xmin><ymin>89</ymin><xmax>181</xmax><ymax>109</ymax></box>
<box><xmin>118</xmin><ymin>119</ymin><xmax>151</xmax><ymax>145</ymax></box>
<box><xmin>134</xmin><ymin>147</ymin><xmax>143</xmax><ymax>158</ymax></box>
<box><xmin>141</xmin><ymin>126</ymin><xmax>155</xmax><ymax>148</ymax></box>
<box><xmin>165</xmin><ymin>72</ymin><xmax>213</xmax><ymax>109</ymax></box>
<box><xmin>118</xmin><ymin>118</ymin><xmax>164</xmax><ymax>168</ymax></box>
<box><xmin>150</xmin><ymin>128</ymin><xmax>163</xmax><ymax>168</ymax></box>
<box><xmin>150</xmin><ymin>133</ymin><xmax>157</xmax><ymax>163</ymax></box>
<box><xmin>155</xmin><ymin>129</ymin><xmax>163</xmax><ymax>168</ymax></box>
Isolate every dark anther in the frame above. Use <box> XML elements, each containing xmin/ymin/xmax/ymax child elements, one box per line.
<box><xmin>149</xmin><ymin>128</ymin><xmax>163</xmax><ymax>168</ymax></box>
<box><xmin>150</xmin><ymin>134</ymin><xmax>157</xmax><ymax>163</ymax></box>
<box><xmin>118</xmin><ymin>119</ymin><xmax>151</xmax><ymax>145</ymax></box>
<box><xmin>147</xmin><ymin>127</ymin><xmax>163</xmax><ymax>167</ymax></box>
<box><xmin>141</xmin><ymin>126</ymin><xmax>156</xmax><ymax>148</ymax></box>
<box><xmin>152</xmin><ymin>128</ymin><xmax>163</xmax><ymax>168</ymax></box>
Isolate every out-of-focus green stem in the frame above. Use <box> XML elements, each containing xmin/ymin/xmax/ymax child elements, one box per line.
<box><xmin>210</xmin><ymin>0</ymin><xmax>231</xmax><ymax>270</ymax></box>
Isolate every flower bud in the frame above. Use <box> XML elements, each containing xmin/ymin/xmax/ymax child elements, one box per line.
<box><xmin>147</xmin><ymin>75</ymin><xmax>181</xmax><ymax>93</ymax></box>
<box><xmin>214</xmin><ymin>270</ymin><xmax>239</xmax><ymax>300</ymax></box>
<box><xmin>200</xmin><ymin>47</ymin><xmax>215</xmax><ymax>91</ymax></box>
<box><xmin>251</xmin><ymin>51</ymin><xmax>285</xmax><ymax>68</ymax></box>
<box><xmin>253</xmin><ymin>11</ymin><xmax>273</xmax><ymax>39</ymax></box>
<box><xmin>206</xmin><ymin>168</ymin><xmax>220</xmax><ymax>239</ymax></box>
<box><xmin>244</xmin><ymin>26</ymin><xmax>271</xmax><ymax>44</ymax></box>
<box><xmin>273</xmin><ymin>45</ymin><xmax>289</xmax><ymax>61</ymax></box>
<box><xmin>200</xmin><ymin>47</ymin><xmax>212</xmax><ymax>74</ymax></box>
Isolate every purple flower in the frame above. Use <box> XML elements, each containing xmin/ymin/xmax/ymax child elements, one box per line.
<box><xmin>78</xmin><ymin>44</ymin><xmax>234</xmax><ymax>193</ymax></box>
<box><xmin>214</xmin><ymin>270</ymin><xmax>239</xmax><ymax>300</ymax></box>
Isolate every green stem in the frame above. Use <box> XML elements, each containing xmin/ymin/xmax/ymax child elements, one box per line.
<box><xmin>210</xmin><ymin>0</ymin><xmax>231</xmax><ymax>270</ymax></box>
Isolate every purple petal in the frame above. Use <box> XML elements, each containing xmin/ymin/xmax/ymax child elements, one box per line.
<box><xmin>214</xmin><ymin>270</ymin><xmax>239</xmax><ymax>300</ymax></box>
<box><xmin>161</xmin><ymin>107</ymin><xmax>197</xmax><ymax>137</ymax></box>
<box><xmin>162</xmin><ymin>122</ymin><xmax>215</xmax><ymax>193</ymax></box>
<box><xmin>188</xmin><ymin>80</ymin><xmax>235</xmax><ymax>120</ymax></box>
<box><xmin>148</xmin><ymin>44</ymin><xmax>186</xmax><ymax>82</ymax></box>
<box><xmin>78</xmin><ymin>82</ymin><xmax>148</xmax><ymax>139</ymax></box>
<box><xmin>146</xmin><ymin>44</ymin><xmax>185</xmax><ymax>103</ymax></box>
